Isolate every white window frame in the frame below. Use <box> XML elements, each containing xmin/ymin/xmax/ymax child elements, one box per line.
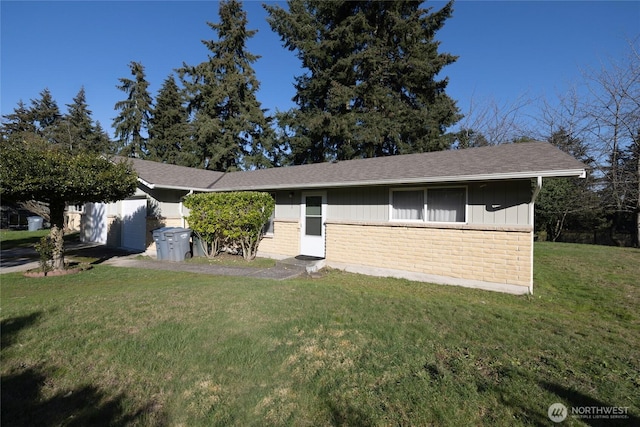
<box><xmin>389</xmin><ymin>187</ymin><xmax>425</xmax><ymax>222</ymax></box>
<box><xmin>389</xmin><ymin>186</ymin><xmax>468</xmax><ymax>224</ymax></box>
<box><xmin>426</xmin><ymin>186</ymin><xmax>468</xmax><ymax>224</ymax></box>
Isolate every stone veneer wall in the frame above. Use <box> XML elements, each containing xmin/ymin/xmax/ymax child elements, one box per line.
<box><xmin>258</xmin><ymin>219</ymin><xmax>300</xmax><ymax>258</ymax></box>
<box><xmin>325</xmin><ymin>221</ymin><xmax>532</xmax><ymax>291</ymax></box>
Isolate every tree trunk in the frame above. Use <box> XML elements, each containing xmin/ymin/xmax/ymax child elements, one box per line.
<box><xmin>636</xmin><ymin>210</ymin><xmax>640</xmax><ymax>248</ymax></box>
<box><xmin>50</xmin><ymin>226</ymin><xmax>65</xmax><ymax>271</ymax></box>
<box><xmin>48</xmin><ymin>200</ymin><xmax>66</xmax><ymax>270</ymax></box>
<box><xmin>49</xmin><ymin>200</ymin><xmax>66</xmax><ymax>229</ymax></box>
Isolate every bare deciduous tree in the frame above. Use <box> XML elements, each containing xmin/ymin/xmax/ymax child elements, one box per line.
<box><xmin>452</xmin><ymin>93</ymin><xmax>535</xmax><ymax>147</ymax></box>
<box><xmin>581</xmin><ymin>39</ymin><xmax>640</xmax><ymax>245</ymax></box>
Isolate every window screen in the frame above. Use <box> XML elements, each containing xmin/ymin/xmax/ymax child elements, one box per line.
<box><xmin>392</xmin><ymin>190</ymin><xmax>424</xmax><ymax>220</ymax></box>
<box><xmin>427</xmin><ymin>188</ymin><xmax>466</xmax><ymax>222</ymax></box>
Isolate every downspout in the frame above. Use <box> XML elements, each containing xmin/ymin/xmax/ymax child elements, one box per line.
<box><xmin>180</xmin><ymin>190</ymin><xmax>193</xmax><ymax>228</ymax></box>
<box><xmin>529</xmin><ymin>176</ymin><xmax>543</xmax><ymax>294</ymax></box>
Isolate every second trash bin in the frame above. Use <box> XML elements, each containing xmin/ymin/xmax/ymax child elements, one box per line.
<box><xmin>27</xmin><ymin>216</ymin><xmax>43</xmax><ymax>231</ymax></box>
<box><xmin>152</xmin><ymin>227</ymin><xmax>172</xmax><ymax>260</ymax></box>
<box><xmin>152</xmin><ymin>227</ymin><xmax>192</xmax><ymax>261</ymax></box>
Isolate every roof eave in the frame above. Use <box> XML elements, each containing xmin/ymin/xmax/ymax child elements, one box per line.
<box><xmin>137</xmin><ymin>177</ymin><xmax>218</xmax><ymax>192</ymax></box>
<box><xmin>211</xmin><ymin>168</ymin><xmax>587</xmax><ymax>192</ymax></box>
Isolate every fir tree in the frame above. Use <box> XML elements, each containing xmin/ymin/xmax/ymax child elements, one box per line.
<box><xmin>1</xmin><ymin>100</ymin><xmax>36</xmax><ymax>145</ymax></box>
<box><xmin>266</xmin><ymin>0</ymin><xmax>461</xmax><ymax>164</ymax></box>
<box><xmin>29</xmin><ymin>88</ymin><xmax>63</xmax><ymax>144</ymax></box>
<box><xmin>64</xmin><ymin>87</ymin><xmax>95</xmax><ymax>153</ymax></box>
<box><xmin>148</xmin><ymin>75</ymin><xmax>196</xmax><ymax>166</ymax></box>
<box><xmin>113</xmin><ymin>61</ymin><xmax>153</xmax><ymax>158</ymax></box>
<box><xmin>92</xmin><ymin>121</ymin><xmax>116</xmax><ymax>155</ymax></box>
<box><xmin>179</xmin><ymin>0</ymin><xmax>273</xmax><ymax>171</ymax></box>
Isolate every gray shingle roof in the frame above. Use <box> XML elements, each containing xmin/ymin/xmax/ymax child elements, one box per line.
<box><xmin>117</xmin><ymin>142</ymin><xmax>586</xmax><ymax>192</ymax></box>
<box><xmin>114</xmin><ymin>156</ymin><xmax>225</xmax><ymax>191</ymax></box>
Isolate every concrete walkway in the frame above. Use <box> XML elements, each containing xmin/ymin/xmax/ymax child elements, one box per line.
<box><xmin>103</xmin><ymin>255</ymin><xmax>306</xmax><ymax>280</ymax></box>
<box><xmin>0</xmin><ymin>242</ymin><xmax>307</xmax><ymax>280</ymax></box>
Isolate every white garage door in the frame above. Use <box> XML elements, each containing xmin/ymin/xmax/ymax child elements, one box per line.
<box><xmin>121</xmin><ymin>199</ymin><xmax>147</xmax><ymax>252</ymax></box>
<box><xmin>82</xmin><ymin>202</ymin><xmax>108</xmax><ymax>244</ymax></box>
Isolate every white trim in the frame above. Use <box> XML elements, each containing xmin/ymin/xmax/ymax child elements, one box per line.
<box><xmin>389</xmin><ymin>186</ymin><xmax>468</xmax><ymax>225</ymax></box>
<box><xmin>529</xmin><ymin>176</ymin><xmax>543</xmax><ymax>294</ymax></box>
<box><xmin>426</xmin><ymin>186</ymin><xmax>468</xmax><ymax>224</ymax></box>
<box><xmin>389</xmin><ymin>187</ymin><xmax>425</xmax><ymax>222</ymax></box>
<box><xmin>180</xmin><ymin>190</ymin><xmax>193</xmax><ymax>228</ymax></box>
<box><xmin>300</xmin><ymin>191</ymin><xmax>327</xmax><ymax>258</ymax></box>
<box><xmin>137</xmin><ymin>177</ymin><xmax>218</xmax><ymax>192</ymax></box>
<box><xmin>211</xmin><ymin>169</ymin><xmax>586</xmax><ymax>192</ymax></box>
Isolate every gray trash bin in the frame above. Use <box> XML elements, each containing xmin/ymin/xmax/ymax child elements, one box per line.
<box><xmin>152</xmin><ymin>227</ymin><xmax>178</xmax><ymax>260</ymax></box>
<box><xmin>27</xmin><ymin>216</ymin><xmax>43</xmax><ymax>231</ymax></box>
<box><xmin>163</xmin><ymin>228</ymin><xmax>192</xmax><ymax>261</ymax></box>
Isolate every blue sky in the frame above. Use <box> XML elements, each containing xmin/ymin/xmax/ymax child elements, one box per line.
<box><xmin>2</xmin><ymin>1</ymin><xmax>638</xmax><ymax>138</ymax></box>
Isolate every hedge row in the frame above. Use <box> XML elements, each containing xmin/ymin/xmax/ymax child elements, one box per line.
<box><xmin>183</xmin><ymin>191</ymin><xmax>275</xmax><ymax>260</ymax></box>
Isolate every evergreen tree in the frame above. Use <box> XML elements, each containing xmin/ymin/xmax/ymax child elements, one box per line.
<box><xmin>63</xmin><ymin>87</ymin><xmax>95</xmax><ymax>153</ymax></box>
<box><xmin>148</xmin><ymin>75</ymin><xmax>196</xmax><ymax>166</ymax></box>
<box><xmin>266</xmin><ymin>0</ymin><xmax>461</xmax><ymax>164</ymax></box>
<box><xmin>1</xmin><ymin>100</ymin><xmax>36</xmax><ymax>139</ymax></box>
<box><xmin>179</xmin><ymin>0</ymin><xmax>273</xmax><ymax>171</ymax></box>
<box><xmin>113</xmin><ymin>61</ymin><xmax>153</xmax><ymax>158</ymax></box>
<box><xmin>93</xmin><ymin>121</ymin><xmax>116</xmax><ymax>155</ymax></box>
<box><xmin>30</xmin><ymin>88</ymin><xmax>63</xmax><ymax>144</ymax></box>
<box><xmin>452</xmin><ymin>128</ymin><xmax>490</xmax><ymax>149</ymax></box>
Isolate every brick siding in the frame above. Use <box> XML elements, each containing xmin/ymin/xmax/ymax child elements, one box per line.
<box><xmin>325</xmin><ymin>221</ymin><xmax>532</xmax><ymax>289</ymax></box>
<box><xmin>258</xmin><ymin>219</ymin><xmax>300</xmax><ymax>257</ymax></box>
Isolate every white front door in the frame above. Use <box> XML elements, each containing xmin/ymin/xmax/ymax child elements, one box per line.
<box><xmin>300</xmin><ymin>192</ymin><xmax>326</xmax><ymax>258</ymax></box>
<box><xmin>121</xmin><ymin>198</ymin><xmax>147</xmax><ymax>251</ymax></box>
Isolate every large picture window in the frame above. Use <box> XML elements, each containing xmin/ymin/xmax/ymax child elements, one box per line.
<box><xmin>391</xmin><ymin>190</ymin><xmax>424</xmax><ymax>220</ymax></box>
<box><xmin>391</xmin><ymin>187</ymin><xmax>466</xmax><ymax>223</ymax></box>
<box><xmin>427</xmin><ymin>188</ymin><xmax>466</xmax><ymax>222</ymax></box>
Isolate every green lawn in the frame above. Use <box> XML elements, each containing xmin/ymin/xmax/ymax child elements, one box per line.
<box><xmin>0</xmin><ymin>229</ymin><xmax>79</xmax><ymax>250</ymax></box>
<box><xmin>1</xmin><ymin>242</ymin><xmax>639</xmax><ymax>426</ymax></box>
<box><xmin>0</xmin><ymin>229</ymin><xmax>52</xmax><ymax>249</ymax></box>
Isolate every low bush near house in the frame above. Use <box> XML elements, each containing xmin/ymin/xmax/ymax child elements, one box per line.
<box><xmin>184</xmin><ymin>191</ymin><xmax>274</xmax><ymax>260</ymax></box>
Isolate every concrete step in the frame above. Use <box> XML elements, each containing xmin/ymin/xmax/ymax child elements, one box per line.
<box><xmin>277</xmin><ymin>256</ymin><xmax>326</xmax><ymax>273</ymax></box>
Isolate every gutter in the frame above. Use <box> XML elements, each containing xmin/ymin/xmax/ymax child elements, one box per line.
<box><xmin>211</xmin><ymin>168</ymin><xmax>587</xmax><ymax>192</ymax></box>
<box><xmin>137</xmin><ymin>177</ymin><xmax>218</xmax><ymax>192</ymax></box>
<box><xmin>180</xmin><ymin>190</ymin><xmax>193</xmax><ymax>228</ymax></box>
<box><xmin>529</xmin><ymin>176</ymin><xmax>543</xmax><ymax>295</ymax></box>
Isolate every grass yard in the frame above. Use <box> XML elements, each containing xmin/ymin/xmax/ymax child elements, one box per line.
<box><xmin>1</xmin><ymin>242</ymin><xmax>639</xmax><ymax>426</ymax></box>
<box><xmin>1</xmin><ymin>229</ymin><xmax>52</xmax><ymax>249</ymax></box>
<box><xmin>0</xmin><ymin>229</ymin><xmax>80</xmax><ymax>250</ymax></box>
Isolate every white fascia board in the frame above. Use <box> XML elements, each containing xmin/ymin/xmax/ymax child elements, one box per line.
<box><xmin>137</xmin><ymin>177</ymin><xmax>217</xmax><ymax>192</ymax></box>
<box><xmin>210</xmin><ymin>168</ymin><xmax>587</xmax><ymax>192</ymax></box>
<box><xmin>137</xmin><ymin>177</ymin><xmax>155</xmax><ymax>189</ymax></box>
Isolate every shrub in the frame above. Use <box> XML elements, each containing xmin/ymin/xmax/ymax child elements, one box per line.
<box><xmin>34</xmin><ymin>235</ymin><xmax>54</xmax><ymax>274</ymax></box>
<box><xmin>184</xmin><ymin>192</ymin><xmax>275</xmax><ymax>261</ymax></box>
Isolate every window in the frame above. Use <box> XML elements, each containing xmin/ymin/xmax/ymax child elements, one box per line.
<box><xmin>427</xmin><ymin>188</ymin><xmax>466</xmax><ymax>223</ymax></box>
<box><xmin>304</xmin><ymin>195</ymin><xmax>323</xmax><ymax>236</ymax></box>
<box><xmin>391</xmin><ymin>190</ymin><xmax>424</xmax><ymax>220</ymax></box>
<box><xmin>391</xmin><ymin>187</ymin><xmax>466</xmax><ymax>223</ymax></box>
